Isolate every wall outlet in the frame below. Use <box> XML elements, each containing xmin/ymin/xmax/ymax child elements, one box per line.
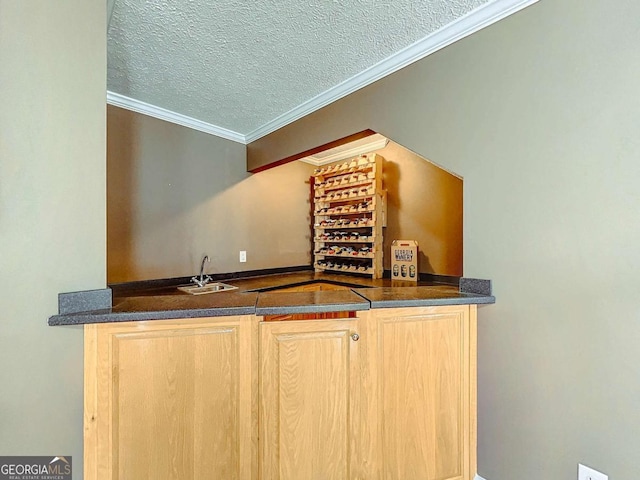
<box><xmin>578</xmin><ymin>464</ymin><xmax>607</xmax><ymax>480</ymax></box>
<box><xmin>239</xmin><ymin>251</ymin><xmax>247</xmax><ymax>263</ymax></box>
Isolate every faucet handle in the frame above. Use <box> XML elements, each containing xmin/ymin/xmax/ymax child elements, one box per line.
<box><xmin>191</xmin><ymin>275</ymin><xmax>213</xmax><ymax>287</ymax></box>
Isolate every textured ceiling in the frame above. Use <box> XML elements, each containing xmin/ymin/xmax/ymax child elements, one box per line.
<box><xmin>107</xmin><ymin>0</ymin><xmax>491</xmax><ymax>136</ymax></box>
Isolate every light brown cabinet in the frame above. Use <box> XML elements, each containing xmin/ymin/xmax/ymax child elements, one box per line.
<box><xmin>358</xmin><ymin>305</ymin><xmax>477</xmax><ymax>480</ymax></box>
<box><xmin>260</xmin><ymin>318</ymin><xmax>364</xmax><ymax>479</ymax></box>
<box><xmin>84</xmin><ymin>305</ymin><xmax>476</xmax><ymax>480</ymax></box>
<box><xmin>84</xmin><ymin>316</ymin><xmax>258</xmax><ymax>480</ymax></box>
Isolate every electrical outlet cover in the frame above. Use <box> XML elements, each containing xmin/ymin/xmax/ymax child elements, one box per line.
<box><xmin>578</xmin><ymin>463</ymin><xmax>607</xmax><ymax>480</ymax></box>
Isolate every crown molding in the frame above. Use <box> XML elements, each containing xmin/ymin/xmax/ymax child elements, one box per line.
<box><xmin>107</xmin><ymin>0</ymin><xmax>538</xmax><ymax>146</ymax></box>
<box><xmin>244</xmin><ymin>0</ymin><xmax>539</xmax><ymax>143</ymax></box>
<box><xmin>299</xmin><ymin>135</ymin><xmax>389</xmax><ymax>166</ymax></box>
<box><xmin>106</xmin><ymin>91</ymin><xmax>247</xmax><ymax>144</ymax></box>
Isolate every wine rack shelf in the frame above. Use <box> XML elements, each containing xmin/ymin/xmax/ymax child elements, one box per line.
<box><xmin>312</xmin><ymin>153</ymin><xmax>385</xmax><ymax>279</ymax></box>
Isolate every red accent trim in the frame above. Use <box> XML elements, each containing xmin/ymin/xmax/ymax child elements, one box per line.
<box><xmin>248</xmin><ymin>129</ymin><xmax>377</xmax><ymax>173</ymax></box>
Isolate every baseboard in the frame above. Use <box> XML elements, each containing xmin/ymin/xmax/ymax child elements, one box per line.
<box><xmin>475</xmin><ymin>474</ymin><xmax>488</xmax><ymax>480</ymax></box>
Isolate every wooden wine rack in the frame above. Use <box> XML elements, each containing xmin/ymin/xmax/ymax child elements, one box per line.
<box><xmin>312</xmin><ymin>153</ymin><xmax>386</xmax><ymax>278</ymax></box>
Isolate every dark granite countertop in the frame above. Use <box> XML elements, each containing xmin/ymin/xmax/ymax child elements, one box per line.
<box><xmin>355</xmin><ymin>285</ymin><xmax>495</xmax><ymax>308</ymax></box>
<box><xmin>256</xmin><ymin>289</ymin><xmax>370</xmax><ymax>315</ymax></box>
<box><xmin>49</xmin><ymin>270</ymin><xmax>494</xmax><ymax>326</ymax></box>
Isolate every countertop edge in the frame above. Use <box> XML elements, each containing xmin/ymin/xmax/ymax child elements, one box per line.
<box><xmin>48</xmin><ymin>305</ymin><xmax>258</xmax><ymax>326</ymax></box>
<box><xmin>366</xmin><ymin>295</ymin><xmax>496</xmax><ymax>309</ymax></box>
<box><xmin>255</xmin><ymin>301</ymin><xmax>370</xmax><ymax>316</ymax></box>
<box><xmin>49</xmin><ymin>296</ymin><xmax>495</xmax><ymax>325</ymax></box>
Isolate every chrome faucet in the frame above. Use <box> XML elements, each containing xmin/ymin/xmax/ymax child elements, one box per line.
<box><xmin>191</xmin><ymin>255</ymin><xmax>212</xmax><ymax>287</ymax></box>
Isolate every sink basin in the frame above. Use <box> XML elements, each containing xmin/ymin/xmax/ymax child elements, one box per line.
<box><xmin>177</xmin><ymin>282</ymin><xmax>238</xmax><ymax>295</ymax></box>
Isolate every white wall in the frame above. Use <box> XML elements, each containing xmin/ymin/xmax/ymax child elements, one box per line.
<box><xmin>0</xmin><ymin>1</ymin><xmax>105</xmax><ymax>473</ymax></box>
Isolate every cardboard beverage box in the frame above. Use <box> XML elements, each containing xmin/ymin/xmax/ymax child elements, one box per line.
<box><xmin>391</xmin><ymin>240</ymin><xmax>419</xmax><ymax>281</ymax></box>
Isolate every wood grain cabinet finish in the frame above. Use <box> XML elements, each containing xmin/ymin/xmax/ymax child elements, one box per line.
<box><xmin>259</xmin><ymin>318</ymin><xmax>364</xmax><ymax>480</ymax></box>
<box><xmin>259</xmin><ymin>305</ymin><xmax>476</xmax><ymax>480</ymax></box>
<box><xmin>358</xmin><ymin>305</ymin><xmax>477</xmax><ymax>480</ymax></box>
<box><xmin>83</xmin><ymin>305</ymin><xmax>476</xmax><ymax>480</ymax></box>
<box><xmin>84</xmin><ymin>316</ymin><xmax>258</xmax><ymax>480</ymax></box>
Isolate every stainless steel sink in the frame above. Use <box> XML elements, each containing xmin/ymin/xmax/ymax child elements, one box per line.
<box><xmin>177</xmin><ymin>282</ymin><xmax>238</xmax><ymax>295</ymax></box>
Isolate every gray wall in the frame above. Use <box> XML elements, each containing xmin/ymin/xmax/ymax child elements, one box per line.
<box><xmin>108</xmin><ymin>107</ymin><xmax>463</xmax><ymax>280</ymax></box>
<box><xmin>248</xmin><ymin>0</ymin><xmax>640</xmax><ymax>478</ymax></box>
<box><xmin>108</xmin><ymin>106</ymin><xmax>314</xmax><ymax>283</ymax></box>
<box><xmin>0</xmin><ymin>0</ymin><xmax>106</xmax><ymax>474</ymax></box>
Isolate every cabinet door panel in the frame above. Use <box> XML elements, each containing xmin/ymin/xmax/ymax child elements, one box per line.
<box><xmin>260</xmin><ymin>320</ymin><xmax>360</xmax><ymax>480</ymax></box>
<box><xmin>115</xmin><ymin>327</ymin><xmax>238</xmax><ymax>479</ymax></box>
<box><xmin>85</xmin><ymin>317</ymin><xmax>255</xmax><ymax>480</ymax></box>
<box><xmin>368</xmin><ymin>306</ymin><xmax>472</xmax><ymax>480</ymax></box>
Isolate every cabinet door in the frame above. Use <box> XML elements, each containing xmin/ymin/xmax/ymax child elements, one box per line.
<box><xmin>84</xmin><ymin>316</ymin><xmax>257</xmax><ymax>480</ymax></box>
<box><xmin>360</xmin><ymin>305</ymin><xmax>476</xmax><ymax>480</ymax></box>
<box><xmin>260</xmin><ymin>319</ymin><xmax>362</xmax><ymax>480</ymax></box>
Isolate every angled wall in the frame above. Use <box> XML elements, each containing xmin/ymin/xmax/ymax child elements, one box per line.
<box><xmin>247</xmin><ymin>0</ymin><xmax>640</xmax><ymax>478</ymax></box>
<box><xmin>375</xmin><ymin>140</ymin><xmax>463</xmax><ymax>276</ymax></box>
